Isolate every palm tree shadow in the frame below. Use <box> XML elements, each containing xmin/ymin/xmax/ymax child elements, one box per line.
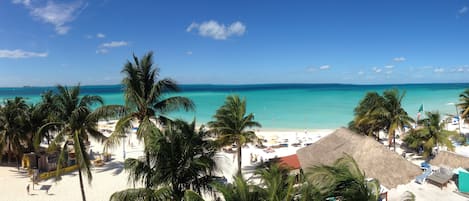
<box><xmin>8</xmin><ymin>169</ymin><xmax>30</xmax><ymax>178</ymax></box>
<box><xmin>95</xmin><ymin>161</ymin><xmax>124</xmax><ymax>175</ymax></box>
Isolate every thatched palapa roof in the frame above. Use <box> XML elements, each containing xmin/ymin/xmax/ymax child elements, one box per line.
<box><xmin>431</xmin><ymin>151</ymin><xmax>469</xmax><ymax>169</ymax></box>
<box><xmin>296</xmin><ymin>128</ymin><xmax>422</xmax><ymax>188</ymax></box>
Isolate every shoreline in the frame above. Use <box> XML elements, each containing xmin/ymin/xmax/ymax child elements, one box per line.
<box><xmin>1</xmin><ymin>121</ymin><xmax>467</xmax><ymax>201</ymax></box>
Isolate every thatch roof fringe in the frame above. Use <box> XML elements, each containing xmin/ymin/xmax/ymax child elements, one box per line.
<box><xmin>296</xmin><ymin>127</ymin><xmax>422</xmax><ymax>188</ymax></box>
<box><xmin>430</xmin><ymin>151</ymin><xmax>469</xmax><ymax>169</ymax></box>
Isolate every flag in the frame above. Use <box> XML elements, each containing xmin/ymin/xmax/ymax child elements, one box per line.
<box><xmin>417</xmin><ymin>104</ymin><xmax>424</xmax><ymax>121</ymax></box>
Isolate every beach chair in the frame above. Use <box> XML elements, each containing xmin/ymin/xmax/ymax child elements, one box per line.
<box><xmin>415</xmin><ymin>165</ymin><xmax>432</xmax><ymax>184</ymax></box>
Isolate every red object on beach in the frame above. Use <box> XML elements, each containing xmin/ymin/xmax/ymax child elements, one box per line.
<box><xmin>278</xmin><ymin>154</ymin><xmax>301</xmax><ymax>170</ymax></box>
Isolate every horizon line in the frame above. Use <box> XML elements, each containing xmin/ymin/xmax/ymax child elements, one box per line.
<box><xmin>1</xmin><ymin>81</ymin><xmax>469</xmax><ymax>89</ymax></box>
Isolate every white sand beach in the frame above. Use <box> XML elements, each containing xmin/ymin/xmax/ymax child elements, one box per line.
<box><xmin>1</xmin><ymin>121</ymin><xmax>469</xmax><ymax>201</ymax></box>
<box><xmin>0</xmin><ymin>121</ymin><xmax>333</xmax><ymax>201</ymax></box>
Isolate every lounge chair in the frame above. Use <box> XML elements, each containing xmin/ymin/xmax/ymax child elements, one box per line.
<box><xmin>415</xmin><ymin>166</ymin><xmax>432</xmax><ymax>184</ymax></box>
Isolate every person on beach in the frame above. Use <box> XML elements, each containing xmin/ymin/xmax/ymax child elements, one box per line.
<box><xmin>26</xmin><ymin>184</ymin><xmax>30</xmax><ymax>195</ymax></box>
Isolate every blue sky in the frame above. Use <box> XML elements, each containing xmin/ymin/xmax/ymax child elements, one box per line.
<box><xmin>1</xmin><ymin>0</ymin><xmax>469</xmax><ymax>87</ymax></box>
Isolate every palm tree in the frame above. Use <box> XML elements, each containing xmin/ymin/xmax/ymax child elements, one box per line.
<box><xmin>43</xmin><ymin>85</ymin><xmax>116</xmax><ymax>201</ymax></box>
<box><xmin>208</xmin><ymin>95</ymin><xmax>261</xmax><ymax>175</ymax></box>
<box><xmin>350</xmin><ymin>89</ymin><xmax>413</xmax><ymax>149</ymax></box>
<box><xmin>404</xmin><ymin>111</ymin><xmax>455</xmax><ymax>158</ymax></box>
<box><xmin>30</xmin><ymin>91</ymin><xmax>60</xmax><ymax>150</ymax></box>
<box><xmin>104</xmin><ymin>51</ymin><xmax>194</xmax><ymax>151</ymax></box>
<box><xmin>306</xmin><ymin>154</ymin><xmax>380</xmax><ymax>201</ymax></box>
<box><xmin>459</xmin><ymin>88</ymin><xmax>469</xmax><ymax>120</ymax></box>
<box><xmin>255</xmin><ymin>164</ymin><xmax>296</xmax><ymax>201</ymax></box>
<box><xmin>0</xmin><ymin>97</ymin><xmax>29</xmax><ymax>165</ymax></box>
<box><xmin>350</xmin><ymin>92</ymin><xmax>387</xmax><ymax>140</ymax></box>
<box><xmin>297</xmin><ymin>182</ymin><xmax>324</xmax><ymax>201</ymax></box>
<box><xmin>382</xmin><ymin>89</ymin><xmax>414</xmax><ymax>150</ymax></box>
<box><xmin>212</xmin><ymin>175</ymin><xmax>262</xmax><ymax>201</ymax></box>
<box><xmin>110</xmin><ymin>120</ymin><xmax>216</xmax><ymax>201</ymax></box>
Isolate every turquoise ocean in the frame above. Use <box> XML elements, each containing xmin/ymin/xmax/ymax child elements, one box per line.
<box><xmin>1</xmin><ymin>83</ymin><xmax>468</xmax><ymax>129</ymax></box>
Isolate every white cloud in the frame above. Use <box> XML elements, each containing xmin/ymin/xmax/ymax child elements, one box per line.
<box><xmin>385</xmin><ymin>65</ymin><xmax>394</xmax><ymax>69</ymax></box>
<box><xmin>12</xmin><ymin>0</ymin><xmax>31</xmax><ymax>6</ymax></box>
<box><xmin>306</xmin><ymin>67</ymin><xmax>317</xmax><ymax>72</ymax></box>
<box><xmin>96</xmin><ymin>49</ymin><xmax>108</xmax><ymax>54</ymax></box>
<box><xmin>460</xmin><ymin>6</ymin><xmax>468</xmax><ymax>14</ymax></box>
<box><xmin>96</xmin><ymin>33</ymin><xmax>106</xmax><ymax>38</ymax></box>
<box><xmin>186</xmin><ymin>20</ymin><xmax>246</xmax><ymax>40</ymax></box>
<box><xmin>372</xmin><ymin>67</ymin><xmax>382</xmax><ymax>73</ymax></box>
<box><xmin>434</xmin><ymin>68</ymin><xmax>445</xmax><ymax>73</ymax></box>
<box><xmin>13</xmin><ymin>0</ymin><xmax>86</xmax><ymax>35</ymax></box>
<box><xmin>307</xmin><ymin>65</ymin><xmax>331</xmax><ymax>72</ymax></box>
<box><xmin>319</xmin><ymin>65</ymin><xmax>330</xmax><ymax>70</ymax></box>
<box><xmin>186</xmin><ymin>23</ymin><xmax>198</xmax><ymax>32</ymax></box>
<box><xmin>55</xmin><ymin>26</ymin><xmax>71</xmax><ymax>35</ymax></box>
<box><xmin>393</xmin><ymin>57</ymin><xmax>406</xmax><ymax>62</ymax></box>
<box><xmin>100</xmin><ymin>41</ymin><xmax>128</xmax><ymax>48</ymax></box>
<box><xmin>358</xmin><ymin>71</ymin><xmax>364</xmax><ymax>75</ymax></box>
<box><xmin>186</xmin><ymin>51</ymin><xmax>193</xmax><ymax>55</ymax></box>
<box><xmin>96</xmin><ymin>41</ymin><xmax>128</xmax><ymax>54</ymax></box>
<box><xmin>0</xmin><ymin>49</ymin><xmax>48</xmax><ymax>58</ymax></box>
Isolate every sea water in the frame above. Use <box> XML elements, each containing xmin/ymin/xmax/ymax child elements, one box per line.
<box><xmin>1</xmin><ymin>83</ymin><xmax>468</xmax><ymax>129</ymax></box>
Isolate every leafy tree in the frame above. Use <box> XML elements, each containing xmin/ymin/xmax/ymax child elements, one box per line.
<box><xmin>297</xmin><ymin>182</ymin><xmax>324</xmax><ymax>201</ymax></box>
<box><xmin>212</xmin><ymin>175</ymin><xmax>262</xmax><ymax>201</ymax></box>
<box><xmin>104</xmin><ymin>51</ymin><xmax>194</xmax><ymax>152</ymax></box>
<box><xmin>0</xmin><ymin>97</ymin><xmax>29</xmax><ymax>164</ymax></box>
<box><xmin>208</xmin><ymin>95</ymin><xmax>261</xmax><ymax>175</ymax></box>
<box><xmin>403</xmin><ymin>111</ymin><xmax>456</xmax><ymax>158</ymax></box>
<box><xmin>110</xmin><ymin>120</ymin><xmax>216</xmax><ymax>201</ymax></box>
<box><xmin>44</xmin><ymin>85</ymin><xmax>116</xmax><ymax>201</ymax></box>
<box><xmin>306</xmin><ymin>154</ymin><xmax>380</xmax><ymax>201</ymax></box>
<box><xmin>350</xmin><ymin>92</ymin><xmax>386</xmax><ymax>140</ymax></box>
<box><xmin>459</xmin><ymin>88</ymin><xmax>469</xmax><ymax>120</ymax></box>
<box><xmin>255</xmin><ymin>164</ymin><xmax>296</xmax><ymax>201</ymax></box>
<box><xmin>30</xmin><ymin>90</ymin><xmax>60</xmax><ymax>150</ymax></box>
<box><xmin>383</xmin><ymin>89</ymin><xmax>414</xmax><ymax>150</ymax></box>
<box><xmin>350</xmin><ymin>89</ymin><xmax>413</xmax><ymax>150</ymax></box>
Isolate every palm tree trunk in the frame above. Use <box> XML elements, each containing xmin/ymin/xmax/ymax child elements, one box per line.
<box><xmin>237</xmin><ymin>146</ymin><xmax>242</xmax><ymax>175</ymax></box>
<box><xmin>8</xmin><ymin>143</ymin><xmax>12</xmax><ymax>163</ymax></box>
<box><xmin>78</xmin><ymin>169</ymin><xmax>87</xmax><ymax>201</ymax></box>
<box><xmin>388</xmin><ymin>131</ymin><xmax>393</xmax><ymax>149</ymax></box>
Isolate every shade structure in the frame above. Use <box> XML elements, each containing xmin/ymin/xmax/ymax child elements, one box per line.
<box><xmin>296</xmin><ymin>127</ymin><xmax>422</xmax><ymax>188</ymax></box>
<box><xmin>278</xmin><ymin>154</ymin><xmax>301</xmax><ymax>170</ymax></box>
<box><xmin>431</xmin><ymin>151</ymin><xmax>469</xmax><ymax>169</ymax></box>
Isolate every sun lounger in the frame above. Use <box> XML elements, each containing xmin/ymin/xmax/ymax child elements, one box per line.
<box><xmin>415</xmin><ymin>166</ymin><xmax>432</xmax><ymax>184</ymax></box>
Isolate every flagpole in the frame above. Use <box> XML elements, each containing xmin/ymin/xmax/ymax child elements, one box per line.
<box><xmin>447</xmin><ymin>102</ymin><xmax>462</xmax><ymax>135</ymax></box>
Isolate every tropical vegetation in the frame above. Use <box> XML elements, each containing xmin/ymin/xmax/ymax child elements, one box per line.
<box><xmin>403</xmin><ymin>111</ymin><xmax>456</xmax><ymax>158</ymax></box>
<box><xmin>306</xmin><ymin>154</ymin><xmax>381</xmax><ymax>201</ymax></box>
<box><xmin>208</xmin><ymin>95</ymin><xmax>261</xmax><ymax>175</ymax></box>
<box><xmin>213</xmin><ymin>155</ymin><xmax>379</xmax><ymax>201</ymax></box>
<box><xmin>350</xmin><ymin>89</ymin><xmax>414</xmax><ymax>150</ymax></box>
<box><xmin>0</xmin><ymin>97</ymin><xmax>30</xmax><ymax>165</ymax></box>
<box><xmin>39</xmin><ymin>85</ymin><xmax>118</xmax><ymax>201</ymax></box>
<box><xmin>104</xmin><ymin>51</ymin><xmax>194</xmax><ymax>153</ymax></box>
<box><xmin>110</xmin><ymin>120</ymin><xmax>217</xmax><ymax>201</ymax></box>
<box><xmin>459</xmin><ymin>88</ymin><xmax>469</xmax><ymax>120</ymax></box>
